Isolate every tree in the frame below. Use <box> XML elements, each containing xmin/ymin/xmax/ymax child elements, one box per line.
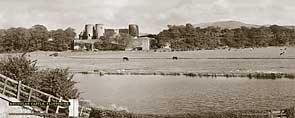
<box><xmin>64</xmin><ymin>27</ymin><xmax>76</xmax><ymax>49</ymax></box>
<box><xmin>29</xmin><ymin>25</ymin><xmax>49</xmax><ymax>51</ymax></box>
<box><xmin>1</xmin><ymin>28</ymin><xmax>32</xmax><ymax>52</ymax></box>
<box><xmin>50</xmin><ymin>29</ymin><xmax>68</xmax><ymax>51</ymax></box>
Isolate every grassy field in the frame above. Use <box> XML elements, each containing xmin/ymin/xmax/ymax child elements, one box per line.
<box><xmin>88</xmin><ymin>108</ymin><xmax>295</xmax><ymax>118</ymax></box>
<box><xmin>1</xmin><ymin>47</ymin><xmax>295</xmax><ymax>74</ymax></box>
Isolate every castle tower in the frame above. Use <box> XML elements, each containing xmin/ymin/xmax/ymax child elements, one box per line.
<box><xmin>114</xmin><ymin>29</ymin><xmax>120</xmax><ymax>36</ymax></box>
<box><xmin>85</xmin><ymin>24</ymin><xmax>94</xmax><ymax>39</ymax></box>
<box><xmin>94</xmin><ymin>24</ymin><xmax>104</xmax><ymax>39</ymax></box>
<box><xmin>129</xmin><ymin>24</ymin><xmax>139</xmax><ymax>37</ymax></box>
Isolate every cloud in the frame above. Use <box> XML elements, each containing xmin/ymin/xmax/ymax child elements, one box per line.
<box><xmin>0</xmin><ymin>0</ymin><xmax>295</xmax><ymax>33</ymax></box>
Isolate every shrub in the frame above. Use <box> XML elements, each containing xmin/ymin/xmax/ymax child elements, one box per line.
<box><xmin>0</xmin><ymin>54</ymin><xmax>79</xmax><ymax>99</ymax></box>
<box><xmin>33</xmin><ymin>68</ymin><xmax>79</xmax><ymax>99</ymax></box>
<box><xmin>0</xmin><ymin>54</ymin><xmax>37</xmax><ymax>85</ymax></box>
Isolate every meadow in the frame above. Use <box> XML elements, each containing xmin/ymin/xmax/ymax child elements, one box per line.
<box><xmin>15</xmin><ymin>47</ymin><xmax>295</xmax><ymax>74</ymax></box>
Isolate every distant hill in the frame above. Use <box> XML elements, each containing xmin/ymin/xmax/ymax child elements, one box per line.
<box><xmin>194</xmin><ymin>20</ymin><xmax>295</xmax><ymax>29</ymax></box>
<box><xmin>194</xmin><ymin>21</ymin><xmax>261</xmax><ymax>29</ymax></box>
<box><xmin>283</xmin><ymin>26</ymin><xmax>295</xmax><ymax>29</ymax></box>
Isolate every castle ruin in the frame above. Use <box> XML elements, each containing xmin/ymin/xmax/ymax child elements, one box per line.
<box><xmin>73</xmin><ymin>24</ymin><xmax>151</xmax><ymax>51</ymax></box>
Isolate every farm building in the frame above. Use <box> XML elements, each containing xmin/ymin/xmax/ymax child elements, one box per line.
<box><xmin>125</xmin><ymin>37</ymin><xmax>151</xmax><ymax>51</ymax></box>
<box><xmin>73</xmin><ymin>39</ymin><xmax>101</xmax><ymax>51</ymax></box>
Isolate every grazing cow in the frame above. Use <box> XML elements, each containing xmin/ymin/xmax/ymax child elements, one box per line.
<box><xmin>172</xmin><ymin>56</ymin><xmax>178</xmax><ymax>60</ymax></box>
<box><xmin>123</xmin><ymin>56</ymin><xmax>129</xmax><ymax>61</ymax></box>
<box><xmin>49</xmin><ymin>53</ymin><xmax>58</xmax><ymax>57</ymax></box>
<box><xmin>250</xmin><ymin>48</ymin><xmax>254</xmax><ymax>51</ymax></box>
<box><xmin>280</xmin><ymin>51</ymin><xmax>285</xmax><ymax>55</ymax></box>
<box><xmin>280</xmin><ymin>48</ymin><xmax>287</xmax><ymax>56</ymax></box>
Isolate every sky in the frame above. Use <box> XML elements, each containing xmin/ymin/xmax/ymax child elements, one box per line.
<box><xmin>0</xmin><ymin>0</ymin><xmax>295</xmax><ymax>34</ymax></box>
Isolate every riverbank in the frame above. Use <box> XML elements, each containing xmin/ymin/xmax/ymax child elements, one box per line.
<box><xmin>75</xmin><ymin>70</ymin><xmax>295</xmax><ymax>79</ymax></box>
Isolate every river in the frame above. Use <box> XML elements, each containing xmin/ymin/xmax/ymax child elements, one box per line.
<box><xmin>73</xmin><ymin>74</ymin><xmax>295</xmax><ymax>114</ymax></box>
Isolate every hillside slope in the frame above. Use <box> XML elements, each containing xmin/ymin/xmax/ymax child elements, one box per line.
<box><xmin>194</xmin><ymin>21</ymin><xmax>261</xmax><ymax>29</ymax></box>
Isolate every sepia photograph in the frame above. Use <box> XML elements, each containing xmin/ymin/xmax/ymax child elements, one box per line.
<box><xmin>0</xmin><ymin>0</ymin><xmax>295</xmax><ymax>118</ymax></box>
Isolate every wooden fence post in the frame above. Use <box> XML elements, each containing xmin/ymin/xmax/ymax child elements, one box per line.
<box><xmin>79</xmin><ymin>106</ymin><xmax>84</xmax><ymax>117</ymax></box>
<box><xmin>28</xmin><ymin>89</ymin><xmax>33</xmax><ymax>102</ymax></box>
<box><xmin>17</xmin><ymin>81</ymin><xmax>22</xmax><ymax>100</ymax></box>
<box><xmin>268</xmin><ymin>111</ymin><xmax>272</xmax><ymax>118</ymax></box>
<box><xmin>55</xmin><ymin>97</ymin><xmax>62</xmax><ymax>113</ymax></box>
<box><xmin>46</xmin><ymin>96</ymin><xmax>51</xmax><ymax>113</ymax></box>
<box><xmin>2</xmin><ymin>79</ymin><xmax>8</xmax><ymax>94</ymax></box>
<box><xmin>280</xmin><ymin>110</ymin><xmax>282</xmax><ymax>118</ymax></box>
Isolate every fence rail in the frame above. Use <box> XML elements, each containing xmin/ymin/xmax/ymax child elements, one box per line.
<box><xmin>0</xmin><ymin>74</ymin><xmax>67</xmax><ymax>114</ymax></box>
<box><xmin>240</xmin><ymin>110</ymin><xmax>289</xmax><ymax>118</ymax></box>
<box><xmin>0</xmin><ymin>73</ymin><xmax>91</xmax><ymax>117</ymax></box>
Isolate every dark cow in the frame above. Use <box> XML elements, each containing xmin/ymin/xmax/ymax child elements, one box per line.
<box><xmin>49</xmin><ymin>53</ymin><xmax>58</xmax><ymax>57</ymax></box>
<box><xmin>250</xmin><ymin>48</ymin><xmax>254</xmax><ymax>51</ymax></box>
<box><xmin>280</xmin><ymin>48</ymin><xmax>287</xmax><ymax>56</ymax></box>
<box><xmin>280</xmin><ymin>51</ymin><xmax>285</xmax><ymax>56</ymax></box>
<box><xmin>123</xmin><ymin>56</ymin><xmax>129</xmax><ymax>61</ymax></box>
<box><xmin>172</xmin><ymin>56</ymin><xmax>178</xmax><ymax>60</ymax></box>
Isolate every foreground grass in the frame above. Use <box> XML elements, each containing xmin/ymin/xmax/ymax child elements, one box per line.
<box><xmin>89</xmin><ymin>107</ymin><xmax>295</xmax><ymax>118</ymax></box>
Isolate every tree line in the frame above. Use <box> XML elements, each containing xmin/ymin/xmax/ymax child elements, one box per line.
<box><xmin>0</xmin><ymin>25</ymin><xmax>76</xmax><ymax>52</ymax></box>
<box><xmin>2</xmin><ymin>24</ymin><xmax>295</xmax><ymax>52</ymax></box>
<box><xmin>154</xmin><ymin>24</ymin><xmax>295</xmax><ymax>50</ymax></box>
